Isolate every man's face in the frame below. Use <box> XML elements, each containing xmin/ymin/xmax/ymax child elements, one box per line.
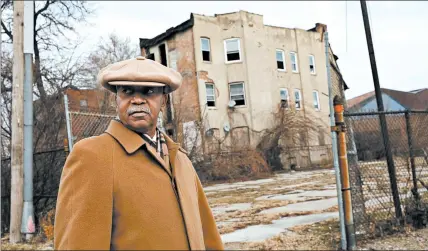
<box><xmin>116</xmin><ymin>85</ymin><xmax>167</xmax><ymax>135</ymax></box>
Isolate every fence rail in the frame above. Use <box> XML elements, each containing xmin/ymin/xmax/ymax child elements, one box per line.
<box><xmin>344</xmin><ymin>110</ymin><xmax>428</xmax><ymax>239</ymax></box>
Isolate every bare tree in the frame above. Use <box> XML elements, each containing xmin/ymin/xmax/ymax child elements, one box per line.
<box><xmin>1</xmin><ymin>0</ymin><xmax>94</xmax><ymax>154</ymax></box>
<box><xmin>1</xmin><ymin>0</ymin><xmax>94</xmax><ymax>100</ymax></box>
<box><xmin>80</xmin><ymin>33</ymin><xmax>140</xmax><ymax>89</ymax></box>
<box><xmin>1</xmin><ymin>0</ymin><xmax>95</xmax><ymax>237</ymax></box>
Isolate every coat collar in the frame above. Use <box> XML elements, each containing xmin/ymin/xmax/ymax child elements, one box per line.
<box><xmin>104</xmin><ymin>119</ymin><xmax>186</xmax><ymax>156</ymax></box>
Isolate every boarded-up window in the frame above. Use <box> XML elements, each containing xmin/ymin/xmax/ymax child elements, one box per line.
<box><xmin>159</xmin><ymin>44</ymin><xmax>167</xmax><ymax>66</ymax></box>
<box><xmin>183</xmin><ymin>121</ymin><xmax>201</xmax><ymax>153</ymax></box>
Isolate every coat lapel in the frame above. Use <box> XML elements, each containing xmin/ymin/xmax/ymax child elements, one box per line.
<box><xmin>144</xmin><ymin>144</ymin><xmax>171</xmax><ymax>177</ymax></box>
<box><xmin>105</xmin><ymin>120</ymin><xmax>171</xmax><ymax>177</ymax></box>
<box><xmin>162</xmin><ymin>133</ymin><xmax>181</xmax><ymax>178</ymax></box>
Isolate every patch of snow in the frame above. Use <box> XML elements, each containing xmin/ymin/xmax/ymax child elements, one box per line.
<box><xmin>270</xmin><ymin>182</ymin><xmax>317</xmax><ymax>191</ymax></box>
<box><xmin>235</xmin><ymin>178</ymin><xmax>276</xmax><ymax>186</ymax></box>
<box><xmin>212</xmin><ymin>203</ymin><xmax>253</xmax><ymax>215</ymax></box>
<box><xmin>221</xmin><ymin>212</ymin><xmax>339</xmax><ymax>243</ymax></box>
<box><xmin>259</xmin><ymin>198</ymin><xmax>338</xmax><ymax>214</ymax></box>
<box><xmin>256</xmin><ymin>189</ymin><xmax>337</xmax><ymax>201</ymax></box>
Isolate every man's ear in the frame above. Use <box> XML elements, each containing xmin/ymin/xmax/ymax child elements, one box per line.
<box><xmin>162</xmin><ymin>94</ymin><xmax>168</xmax><ymax>108</ymax></box>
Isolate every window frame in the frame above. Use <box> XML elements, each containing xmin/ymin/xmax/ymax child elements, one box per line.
<box><xmin>290</xmin><ymin>51</ymin><xmax>299</xmax><ymax>73</ymax></box>
<box><xmin>201</xmin><ymin>37</ymin><xmax>211</xmax><ymax>62</ymax></box>
<box><xmin>276</xmin><ymin>49</ymin><xmax>286</xmax><ymax>71</ymax></box>
<box><xmin>313</xmin><ymin>90</ymin><xmax>320</xmax><ymax>111</ymax></box>
<box><xmin>294</xmin><ymin>89</ymin><xmax>302</xmax><ymax>110</ymax></box>
<box><xmin>224</xmin><ymin>38</ymin><xmax>242</xmax><ymax>63</ymax></box>
<box><xmin>229</xmin><ymin>82</ymin><xmax>246</xmax><ymax>107</ymax></box>
<box><xmin>280</xmin><ymin>88</ymin><xmax>289</xmax><ymax>109</ymax></box>
<box><xmin>205</xmin><ymin>83</ymin><xmax>216</xmax><ymax>107</ymax></box>
<box><xmin>309</xmin><ymin>54</ymin><xmax>316</xmax><ymax>74</ymax></box>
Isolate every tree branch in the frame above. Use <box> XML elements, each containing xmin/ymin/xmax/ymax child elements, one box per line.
<box><xmin>1</xmin><ymin>20</ymin><xmax>13</xmax><ymax>40</ymax></box>
<box><xmin>34</xmin><ymin>0</ymin><xmax>52</xmax><ymax>20</ymax></box>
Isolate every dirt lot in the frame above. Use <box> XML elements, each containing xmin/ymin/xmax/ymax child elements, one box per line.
<box><xmin>203</xmin><ymin>169</ymin><xmax>341</xmax><ymax>249</ymax></box>
<box><xmin>2</xmin><ymin>168</ymin><xmax>428</xmax><ymax>250</ymax></box>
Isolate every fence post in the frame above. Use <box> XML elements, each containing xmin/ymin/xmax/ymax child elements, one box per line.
<box><xmin>64</xmin><ymin>94</ymin><xmax>73</xmax><ymax>152</ymax></box>
<box><xmin>325</xmin><ymin>31</ymin><xmax>347</xmax><ymax>250</ymax></box>
<box><xmin>333</xmin><ymin>96</ymin><xmax>356</xmax><ymax>250</ymax></box>
<box><xmin>405</xmin><ymin>110</ymin><xmax>420</xmax><ymax>204</ymax></box>
<box><xmin>360</xmin><ymin>0</ymin><xmax>403</xmax><ymax>223</ymax></box>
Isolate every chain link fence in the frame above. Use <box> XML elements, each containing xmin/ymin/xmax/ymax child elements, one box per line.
<box><xmin>68</xmin><ymin>111</ymin><xmax>116</xmax><ymax>145</ymax></box>
<box><xmin>64</xmin><ymin>91</ymin><xmax>117</xmax><ymax>146</ymax></box>
<box><xmin>345</xmin><ymin>110</ymin><xmax>428</xmax><ymax>239</ymax></box>
<box><xmin>1</xmin><ymin>149</ymin><xmax>66</xmax><ymax>234</ymax></box>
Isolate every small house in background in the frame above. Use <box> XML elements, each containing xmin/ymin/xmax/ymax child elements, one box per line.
<box><xmin>347</xmin><ymin>88</ymin><xmax>428</xmax><ymax>113</ymax></box>
<box><xmin>346</xmin><ymin>88</ymin><xmax>428</xmax><ymax>160</ymax></box>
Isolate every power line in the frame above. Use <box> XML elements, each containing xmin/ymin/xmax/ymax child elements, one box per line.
<box><xmin>345</xmin><ymin>1</ymin><xmax>348</xmax><ymax>52</ymax></box>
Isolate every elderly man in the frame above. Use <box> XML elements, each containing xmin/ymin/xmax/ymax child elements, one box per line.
<box><xmin>54</xmin><ymin>56</ymin><xmax>224</xmax><ymax>250</ymax></box>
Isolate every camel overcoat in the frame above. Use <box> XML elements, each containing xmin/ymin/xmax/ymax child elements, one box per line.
<box><xmin>54</xmin><ymin>120</ymin><xmax>224</xmax><ymax>250</ymax></box>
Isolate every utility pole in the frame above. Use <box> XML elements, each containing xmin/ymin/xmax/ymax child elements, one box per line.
<box><xmin>360</xmin><ymin>0</ymin><xmax>403</xmax><ymax>221</ymax></box>
<box><xmin>325</xmin><ymin>31</ymin><xmax>347</xmax><ymax>250</ymax></box>
<box><xmin>1</xmin><ymin>0</ymin><xmax>3</xmax><ymax>239</ymax></box>
<box><xmin>10</xmin><ymin>0</ymin><xmax>25</xmax><ymax>244</ymax></box>
<box><xmin>0</xmin><ymin>0</ymin><xmax>3</xmax><ymax>238</ymax></box>
<box><xmin>21</xmin><ymin>0</ymin><xmax>35</xmax><ymax>241</ymax></box>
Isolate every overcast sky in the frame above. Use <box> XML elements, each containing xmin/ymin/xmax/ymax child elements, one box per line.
<box><xmin>76</xmin><ymin>1</ymin><xmax>427</xmax><ymax>99</ymax></box>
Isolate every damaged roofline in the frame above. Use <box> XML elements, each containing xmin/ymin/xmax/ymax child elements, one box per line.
<box><xmin>139</xmin><ymin>13</ymin><xmax>195</xmax><ymax>49</ymax></box>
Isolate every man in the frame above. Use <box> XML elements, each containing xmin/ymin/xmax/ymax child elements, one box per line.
<box><xmin>54</xmin><ymin>56</ymin><xmax>224</xmax><ymax>250</ymax></box>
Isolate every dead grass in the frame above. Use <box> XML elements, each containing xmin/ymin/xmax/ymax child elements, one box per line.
<box><xmin>225</xmin><ymin>218</ymin><xmax>341</xmax><ymax>250</ymax></box>
<box><xmin>1</xmin><ymin>236</ymin><xmax>53</xmax><ymax>250</ymax></box>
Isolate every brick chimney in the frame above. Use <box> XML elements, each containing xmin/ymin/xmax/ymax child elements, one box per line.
<box><xmin>314</xmin><ymin>23</ymin><xmax>327</xmax><ymax>42</ymax></box>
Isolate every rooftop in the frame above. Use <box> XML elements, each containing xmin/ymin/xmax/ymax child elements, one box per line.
<box><xmin>139</xmin><ymin>10</ymin><xmax>325</xmax><ymax>49</ymax></box>
<box><xmin>347</xmin><ymin>88</ymin><xmax>428</xmax><ymax>111</ymax></box>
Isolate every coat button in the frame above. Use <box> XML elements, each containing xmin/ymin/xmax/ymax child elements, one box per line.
<box><xmin>136</xmin><ymin>56</ymin><xmax>146</xmax><ymax>60</ymax></box>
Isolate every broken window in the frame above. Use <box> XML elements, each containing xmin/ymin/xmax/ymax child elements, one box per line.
<box><xmin>224</xmin><ymin>38</ymin><xmax>241</xmax><ymax>62</ymax></box>
<box><xmin>290</xmin><ymin>52</ymin><xmax>298</xmax><ymax>72</ymax></box>
<box><xmin>294</xmin><ymin>89</ymin><xmax>302</xmax><ymax>110</ymax></box>
<box><xmin>313</xmin><ymin>90</ymin><xmax>320</xmax><ymax>110</ymax></box>
<box><xmin>147</xmin><ymin>53</ymin><xmax>155</xmax><ymax>60</ymax></box>
<box><xmin>276</xmin><ymin>49</ymin><xmax>285</xmax><ymax>70</ymax></box>
<box><xmin>206</xmin><ymin>83</ymin><xmax>216</xmax><ymax>107</ymax></box>
<box><xmin>280</xmin><ymin>88</ymin><xmax>289</xmax><ymax>109</ymax></box>
<box><xmin>201</xmin><ymin>38</ymin><xmax>211</xmax><ymax>62</ymax></box>
<box><xmin>229</xmin><ymin>82</ymin><xmax>245</xmax><ymax>106</ymax></box>
<box><xmin>159</xmin><ymin>44</ymin><xmax>167</xmax><ymax>66</ymax></box>
<box><xmin>309</xmin><ymin>54</ymin><xmax>316</xmax><ymax>74</ymax></box>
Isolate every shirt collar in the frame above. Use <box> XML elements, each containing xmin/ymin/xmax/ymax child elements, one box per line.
<box><xmin>105</xmin><ymin>120</ymin><xmax>182</xmax><ymax>155</ymax></box>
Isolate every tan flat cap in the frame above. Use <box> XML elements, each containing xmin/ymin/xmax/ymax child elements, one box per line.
<box><xmin>97</xmin><ymin>56</ymin><xmax>182</xmax><ymax>94</ymax></box>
